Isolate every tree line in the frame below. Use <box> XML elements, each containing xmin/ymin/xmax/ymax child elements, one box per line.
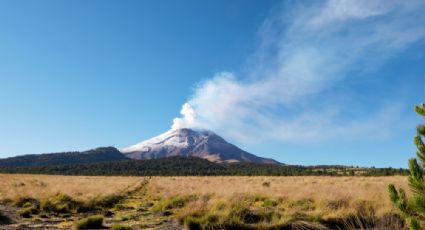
<box><xmin>0</xmin><ymin>156</ymin><xmax>407</xmax><ymax>176</ymax></box>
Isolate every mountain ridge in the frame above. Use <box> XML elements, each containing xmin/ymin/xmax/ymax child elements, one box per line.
<box><xmin>0</xmin><ymin>147</ymin><xmax>128</xmax><ymax>167</ymax></box>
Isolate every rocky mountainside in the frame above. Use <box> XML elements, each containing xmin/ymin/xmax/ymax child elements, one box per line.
<box><xmin>121</xmin><ymin>128</ymin><xmax>279</xmax><ymax>164</ymax></box>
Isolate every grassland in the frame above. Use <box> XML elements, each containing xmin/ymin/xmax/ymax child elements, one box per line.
<box><xmin>0</xmin><ymin>174</ymin><xmax>409</xmax><ymax>229</ymax></box>
<box><xmin>0</xmin><ymin>174</ymin><xmax>142</xmax><ymax>201</ymax></box>
<box><xmin>149</xmin><ymin>176</ymin><xmax>408</xmax><ymax>214</ymax></box>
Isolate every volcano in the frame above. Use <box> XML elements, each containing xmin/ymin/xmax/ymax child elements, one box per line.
<box><xmin>121</xmin><ymin>128</ymin><xmax>279</xmax><ymax>164</ymax></box>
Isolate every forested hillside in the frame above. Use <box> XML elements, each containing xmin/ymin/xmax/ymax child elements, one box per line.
<box><xmin>0</xmin><ymin>147</ymin><xmax>128</xmax><ymax>167</ymax></box>
<box><xmin>0</xmin><ymin>156</ymin><xmax>407</xmax><ymax>176</ymax></box>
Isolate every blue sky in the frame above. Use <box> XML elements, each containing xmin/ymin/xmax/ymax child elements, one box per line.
<box><xmin>1</xmin><ymin>0</ymin><xmax>424</xmax><ymax>167</ymax></box>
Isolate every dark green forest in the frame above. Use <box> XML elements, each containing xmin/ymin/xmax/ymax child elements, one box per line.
<box><xmin>0</xmin><ymin>147</ymin><xmax>128</xmax><ymax>167</ymax></box>
<box><xmin>0</xmin><ymin>156</ymin><xmax>407</xmax><ymax>176</ymax></box>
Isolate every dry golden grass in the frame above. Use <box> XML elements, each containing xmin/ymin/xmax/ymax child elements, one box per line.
<box><xmin>0</xmin><ymin>174</ymin><xmax>142</xmax><ymax>201</ymax></box>
<box><xmin>148</xmin><ymin>176</ymin><xmax>408</xmax><ymax>217</ymax></box>
<box><xmin>0</xmin><ymin>174</ymin><xmax>407</xmax><ymax>215</ymax></box>
<box><xmin>0</xmin><ymin>175</ymin><xmax>409</xmax><ymax>229</ymax></box>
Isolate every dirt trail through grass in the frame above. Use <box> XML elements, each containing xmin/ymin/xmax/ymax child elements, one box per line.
<box><xmin>103</xmin><ymin>178</ymin><xmax>178</xmax><ymax>229</ymax></box>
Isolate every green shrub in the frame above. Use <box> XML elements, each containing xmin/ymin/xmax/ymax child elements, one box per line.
<box><xmin>74</xmin><ymin>215</ymin><xmax>104</xmax><ymax>229</ymax></box>
<box><xmin>167</xmin><ymin>196</ymin><xmax>190</xmax><ymax>209</ymax></box>
<box><xmin>95</xmin><ymin>194</ymin><xmax>123</xmax><ymax>208</ymax></box>
<box><xmin>262</xmin><ymin>199</ymin><xmax>278</xmax><ymax>207</ymax></box>
<box><xmin>152</xmin><ymin>195</ymin><xmax>197</xmax><ymax>213</ymax></box>
<box><xmin>17</xmin><ymin>200</ymin><xmax>40</xmax><ymax>218</ymax></box>
<box><xmin>79</xmin><ymin>194</ymin><xmax>123</xmax><ymax>212</ymax></box>
<box><xmin>14</xmin><ymin>197</ymin><xmax>39</xmax><ymax>208</ymax></box>
<box><xmin>40</xmin><ymin>194</ymin><xmax>80</xmax><ymax>215</ymax></box>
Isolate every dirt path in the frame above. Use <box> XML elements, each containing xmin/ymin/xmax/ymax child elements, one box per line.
<box><xmin>104</xmin><ymin>179</ymin><xmax>180</xmax><ymax>229</ymax></box>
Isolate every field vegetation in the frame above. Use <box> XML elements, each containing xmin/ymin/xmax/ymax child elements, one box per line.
<box><xmin>148</xmin><ymin>176</ymin><xmax>408</xmax><ymax>229</ymax></box>
<box><xmin>0</xmin><ymin>174</ymin><xmax>410</xmax><ymax>229</ymax></box>
<box><xmin>0</xmin><ymin>174</ymin><xmax>141</xmax><ymax>201</ymax></box>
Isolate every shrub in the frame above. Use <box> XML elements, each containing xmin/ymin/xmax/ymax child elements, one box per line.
<box><xmin>95</xmin><ymin>194</ymin><xmax>123</xmax><ymax>208</ymax></box>
<box><xmin>40</xmin><ymin>194</ymin><xmax>81</xmax><ymax>215</ymax></box>
<box><xmin>167</xmin><ymin>196</ymin><xmax>191</xmax><ymax>209</ymax></box>
<box><xmin>17</xmin><ymin>199</ymin><xmax>40</xmax><ymax>218</ymax></box>
<box><xmin>262</xmin><ymin>199</ymin><xmax>278</xmax><ymax>207</ymax></box>
<box><xmin>74</xmin><ymin>215</ymin><xmax>104</xmax><ymax>229</ymax></box>
<box><xmin>79</xmin><ymin>194</ymin><xmax>123</xmax><ymax>212</ymax></box>
<box><xmin>14</xmin><ymin>197</ymin><xmax>39</xmax><ymax>208</ymax></box>
<box><xmin>152</xmin><ymin>195</ymin><xmax>197</xmax><ymax>213</ymax></box>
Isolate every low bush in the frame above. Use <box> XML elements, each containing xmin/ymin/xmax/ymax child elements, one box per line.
<box><xmin>152</xmin><ymin>195</ymin><xmax>197</xmax><ymax>213</ymax></box>
<box><xmin>16</xmin><ymin>198</ymin><xmax>40</xmax><ymax>218</ymax></box>
<box><xmin>14</xmin><ymin>197</ymin><xmax>39</xmax><ymax>208</ymax></box>
<box><xmin>78</xmin><ymin>194</ymin><xmax>123</xmax><ymax>213</ymax></box>
<box><xmin>262</xmin><ymin>199</ymin><xmax>278</xmax><ymax>207</ymax></box>
<box><xmin>73</xmin><ymin>215</ymin><xmax>104</xmax><ymax>229</ymax></box>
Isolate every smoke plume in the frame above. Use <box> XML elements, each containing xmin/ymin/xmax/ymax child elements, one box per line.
<box><xmin>172</xmin><ymin>0</ymin><xmax>425</xmax><ymax>143</ymax></box>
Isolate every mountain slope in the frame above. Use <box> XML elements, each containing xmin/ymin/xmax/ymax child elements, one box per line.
<box><xmin>0</xmin><ymin>147</ymin><xmax>128</xmax><ymax>167</ymax></box>
<box><xmin>122</xmin><ymin>128</ymin><xmax>279</xmax><ymax>164</ymax></box>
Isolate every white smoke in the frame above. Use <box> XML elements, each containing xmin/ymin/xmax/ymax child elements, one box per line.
<box><xmin>171</xmin><ymin>103</ymin><xmax>197</xmax><ymax>130</ymax></box>
<box><xmin>172</xmin><ymin>0</ymin><xmax>425</xmax><ymax>143</ymax></box>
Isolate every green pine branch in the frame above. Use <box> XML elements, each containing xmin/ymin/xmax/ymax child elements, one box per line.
<box><xmin>389</xmin><ymin>103</ymin><xmax>425</xmax><ymax>229</ymax></box>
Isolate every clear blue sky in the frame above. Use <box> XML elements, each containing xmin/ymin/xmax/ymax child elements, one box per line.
<box><xmin>1</xmin><ymin>0</ymin><xmax>424</xmax><ymax>168</ymax></box>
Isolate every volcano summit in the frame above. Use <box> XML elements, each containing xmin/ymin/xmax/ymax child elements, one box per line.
<box><xmin>122</xmin><ymin>128</ymin><xmax>279</xmax><ymax>164</ymax></box>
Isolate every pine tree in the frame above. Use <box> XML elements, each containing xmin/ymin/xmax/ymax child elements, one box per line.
<box><xmin>389</xmin><ymin>103</ymin><xmax>425</xmax><ymax>230</ymax></box>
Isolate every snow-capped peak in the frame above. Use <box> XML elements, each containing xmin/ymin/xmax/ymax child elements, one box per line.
<box><xmin>121</xmin><ymin>128</ymin><xmax>279</xmax><ymax>164</ymax></box>
<box><xmin>121</xmin><ymin>128</ymin><xmax>215</xmax><ymax>154</ymax></box>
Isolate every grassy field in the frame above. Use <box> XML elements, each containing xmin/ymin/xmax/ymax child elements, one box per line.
<box><xmin>149</xmin><ymin>176</ymin><xmax>408</xmax><ymax>214</ymax></box>
<box><xmin>0</xmin><ymin>174</ymin><xmax>409</xmax><ymax>229</ymax></box>
<box><xmin>0</xmin><ymin>174</ymin><xmax>142</xmax><ymax>201</ymax></box>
